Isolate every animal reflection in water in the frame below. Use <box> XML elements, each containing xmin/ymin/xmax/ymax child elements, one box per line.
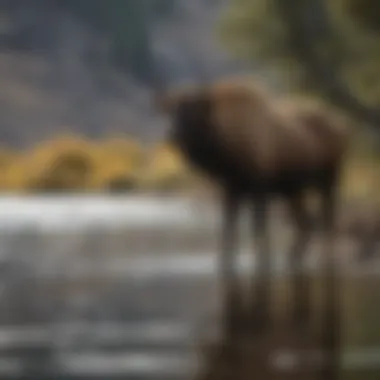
<box><xmin>155</xmin><ymin>77</ymin><xmax>349</xmax><ymax>379</ymax></box>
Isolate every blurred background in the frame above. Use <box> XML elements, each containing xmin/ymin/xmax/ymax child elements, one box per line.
<box><xmin>0</xmin><ymin>0</ymin><xmax>378</xmax><ymax>379</ymax></box>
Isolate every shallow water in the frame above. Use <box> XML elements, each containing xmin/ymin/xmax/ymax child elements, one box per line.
<box><xmin>0</xmin><ymin>195</ymin><xmax>378</xmax><ymax>379</ymax></box>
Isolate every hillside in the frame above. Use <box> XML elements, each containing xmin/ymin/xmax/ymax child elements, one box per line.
<box><xmin>0</xmin><ymin>0</ymin><xmax>247</xmax><ymax>147</ymax></box>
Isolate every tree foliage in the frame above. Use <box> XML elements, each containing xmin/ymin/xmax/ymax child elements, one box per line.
<box><xmin>219</xmin><ymin>0</ymin><xmax>380</xmax><ymax>127</ymax></box>
<box><xmin>219</xmin><ymin>0</ymin><xmax>301</xmax><ymax>87</ymax></box>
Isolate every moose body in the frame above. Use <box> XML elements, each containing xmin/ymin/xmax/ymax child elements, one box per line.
<box><xmin>167</xmin><ymin>80</ymin><xmax>346</xmax><ymax>199</ymax></box>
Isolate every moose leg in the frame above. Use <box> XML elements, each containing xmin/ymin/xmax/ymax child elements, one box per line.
<box><xmin>251</xmin><ymin>197</ymin><xmax>271</xmax><ymax>331</ymax></box>
<box><xmin>220</xmin><ymin>190</ymin><xmax>242</xmax><ymax>336</ymax></box>
<box><xmin>287</xmin><ymin>194</ymin><xmax>314</xmax><ymax>326</ymax></box>
<box><xmin>320</xmin><ymin>183</ymin><xmax>341</xmax><ymax>380</ymax></box>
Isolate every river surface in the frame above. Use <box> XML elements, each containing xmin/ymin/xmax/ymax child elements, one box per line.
<box><xmin>0</xmin><ymin>195</ymin><xmax>378</xmax><ymax>379</ymax></box>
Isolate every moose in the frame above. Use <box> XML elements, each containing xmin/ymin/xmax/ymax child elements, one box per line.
<box><xmin>154</xmin><ymin>76</ymin><xmax>349</xmax><ymax>379</ymax></box>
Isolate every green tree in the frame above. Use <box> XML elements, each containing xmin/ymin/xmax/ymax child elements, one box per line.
<box><xmin>219</xmin><ymin>0</ymin><xmax>380</xmax><ymax>129</ymax></box>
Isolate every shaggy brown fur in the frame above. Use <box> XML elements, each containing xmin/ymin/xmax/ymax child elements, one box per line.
<box><xmin>158</xmin><ymin>78</ymin><xmax>348</xmax><ymax>193</ymax></box>
<box><xmin>156</xmin><ymin>77</ymin><xmax>347</xmax><ymax>379</ymax></box>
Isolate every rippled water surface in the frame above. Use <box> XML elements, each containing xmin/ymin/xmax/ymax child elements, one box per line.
<box><xmin>0</xmin><ymin>195</ymin><xmax>378</xmax><ymax>379</ymax></box>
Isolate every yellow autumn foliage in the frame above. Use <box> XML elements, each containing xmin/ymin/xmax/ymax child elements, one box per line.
<box><xmin>0</xmin><ymin>147</ymin><xmax>18</xmax><ymax>190</ymax></box>
<box><xmin>25</xmin><ymin>134</ymin><xmax>95</xmax><ymax>192</ymax></box>
<box><xmin>2</xmin><ymin>154</ymin><xmax>35</xmax><ymax>193</ymax></box>
<box><xmin>88</xmin><ymin>157</ymin><xmax>138</xmax><ymax>192</ymax></box>
<box><xmin>139</xmin><ymin>141</ymin><xmax>193</xmax><ymax>191</ymax></box>
<box><xmin>0</xmin><ymin>147</ymin><xmax>15</xmax><ymax>168</ymax></box>
<box><xmin>88</xmin><ymin>136</ymin><xmax>144</xmax><ymax>192</ymax></box>
<box><xmin>96</xmin><ymin>135</ymin><xmax>143</xmax><ymax>167</ymax></box>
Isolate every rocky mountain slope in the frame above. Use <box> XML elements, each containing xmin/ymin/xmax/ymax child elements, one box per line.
<box><xmin>0</xmin><ymin>0</ymin><xmax>246</xmax><ymax>147</ymax></box>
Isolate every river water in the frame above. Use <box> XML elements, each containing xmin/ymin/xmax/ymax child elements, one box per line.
<box><xmin>0</xmin><ymin>195</ymin><xmax>378</xmax><ymax>379</ymax></box>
